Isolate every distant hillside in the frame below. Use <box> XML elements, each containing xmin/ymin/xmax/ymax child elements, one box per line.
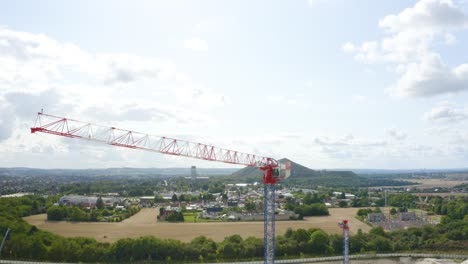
<box><xmin>230</xmin><ymin>158</ymin><xmax>319</xmax><ymax>179</ymax></box>
<box><xmin>230</xmin><ymin>158</ymin><xmax>415</xmax><ymax>187</ymax></box>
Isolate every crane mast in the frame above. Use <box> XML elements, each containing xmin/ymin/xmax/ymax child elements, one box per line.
<box><xmin>31</xmin><ymin>112</ymin><xmax>290</xmax><ymax>264</ymax></box>
<box><xmin>339</xmin><ymin>219</ymin><xmax>350</xmax><ymax>264</ymax></box>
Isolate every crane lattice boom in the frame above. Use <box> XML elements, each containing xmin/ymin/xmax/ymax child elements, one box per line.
<box><xmin>31</xmin><ymin>113</ymin><xmax>277</xmax><ymax>168</ymax></box>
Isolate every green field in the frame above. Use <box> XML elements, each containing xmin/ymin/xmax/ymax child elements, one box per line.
<box><xmin>183</xmin><ymin>212</ymin><xmax>224</xmax><ymax>222</ymax></box>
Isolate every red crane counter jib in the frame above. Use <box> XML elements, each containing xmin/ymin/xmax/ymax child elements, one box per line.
<box><xmin>30</xmin><ymin>112</ymin><xmax>283</xmax><ymax>183</ymax></box>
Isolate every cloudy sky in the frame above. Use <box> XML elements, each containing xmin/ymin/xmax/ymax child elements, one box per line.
<box><xmin>1</xmin><ymin>0</ymin><xmax>468</xmax><ymax>169</ymax></box>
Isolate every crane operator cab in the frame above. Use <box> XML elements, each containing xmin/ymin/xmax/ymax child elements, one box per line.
<box><xmin>272</xmin><ymin>161</ymin><xmax>291</xmax><ymax>181</ymax></box>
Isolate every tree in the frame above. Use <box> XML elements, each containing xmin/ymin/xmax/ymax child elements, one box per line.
<box><xmin>187</xmin><ymin>236</ymin><xmax>217</xmax><ymax>259</ymax></box>
<box><xmin>369</xmin><ymin>226</ymin><xmax>385</xmax><ymax>237</ymax></box>
<box><xmin>96</xmin><ymin>197</ymin><xmax>104</xmax><ymax>210</ymax></box>
<box><xmin>90</xmin><ymin>210</ymin><xmax>100</xmax><ymax>221</ymax></box>
<box><xmin>179</xmin><ymin>194</ymin><xmax>186</xmax><ymax>202</ymax></box>
<box><xmin>390</xmin><ymin>208</ymin><xmax>397</xmax><ymax>215</ymax></box>
<box><xmin>171</xmin><ymin>194</ymin><xmax>178</xmax><ymax>202</ymax></box>
<box><xmin>338</xmin><ymin>200</ymin><xmax>348</xmax><ymax>208</ymax></box>
<box><xmin>217</xmin><ymin>235</ymin><xmax>244</xmax><ymax>259</ymax></box>
<box><xmin>369</xmin><ymin>236</ymin><xmax>392</xmax><ymax>252</ymax></box>
<box><xmin>70</xmin><ymin>207</ymin><xmax>88</xmax><ymax>221</ymax></box>
<box><xmin>328</xmin><ymin>234</ymin><xmax>343</xmax><ymax>254</ymax></box>
<box><xmin>244</xmin><ymin>200</ymin><xmax>256</xmax><ymax>212</ymax></box>
<box><xmin>309</xmin><ymin>230</ymin><xmax>329</xmax><ymax>254</ymax></box>
<box><xmin>166</xmin><ymin>211</ymin><xmax>184</xmax><ymax>222</ymax></box>
<box><xmin>154</xmin><ymin>194</ymin><xmax>165</xmax><ymax>203</ymax></box>
<box><xmin>47</xmin><ymin>205</ymin><xmax>66</xmax><ymax>221</ymax></box>
<box><xmin>102</xmin><ymin>209</ymin><xmax>112</xmax><ymax>217</ymax></box>
<box><xmin>356</xmin><ymin>208</ymin><xmax>370</xmax><ymax>217</ymax></box>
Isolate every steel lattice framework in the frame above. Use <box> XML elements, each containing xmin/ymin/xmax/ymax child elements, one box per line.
<box><xmin>339</xmin><ymin>220</ymin><xmax>350</xmax><ymax>264</ymax></box>
<box><xmin>31</xmin><ymin>113</ymin><xmax>275</xmax><ymax>167</ymax></box>
<box><xmin>31</xmin><ymin>112</ymin><xmax>289</xmax><ymax>264</ymax></box>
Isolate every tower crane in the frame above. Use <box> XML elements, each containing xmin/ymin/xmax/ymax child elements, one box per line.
<box><xmin>30</xmin><ymin>112</ymin><xmax>290</xmax><ymax>264</ymax></box>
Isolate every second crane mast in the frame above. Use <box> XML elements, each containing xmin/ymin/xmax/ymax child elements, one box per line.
<box><xmin>31</xmin><ymin>112</ymin><xmax>290</xmax><ymax>264</ymax></box>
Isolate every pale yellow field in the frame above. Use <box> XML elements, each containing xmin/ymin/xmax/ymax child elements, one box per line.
<box><xmin>405</xmin><ymin>179</ymin><xmax>467</xmax><ymax>188</ymax></box>
<box><xmin>24</xmin><ymin>208</ymin><xmax>370</xmax><ymax>243</ymax></box>
<box><xmin>370</xmin><ymin>179</ymin><xmax>467</xmax><ymax>189</ymax></box>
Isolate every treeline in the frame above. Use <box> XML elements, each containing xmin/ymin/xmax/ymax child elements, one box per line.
<box><xmin>1</xmin><ymin>195</ymin><xmax>467</xmax><ymax>263</ymax></box>
<box><xmin>46</xmin><ymin>205</ymin><xmax>140</xmax><ymax>222</ymax></box>
<box><xmin>285</xmin><ymin>174</ymin><xmax>416</xmax><ymax>188</ymax></box>
<box><xmin>58</xmin><ymin>178</ymin><xmax>228</xmax><ymax>197</ymax></box>
<box><xmin>284</xmin><ymin>192</ymin><xmax>329</xmax><ymax>218</ymax></box>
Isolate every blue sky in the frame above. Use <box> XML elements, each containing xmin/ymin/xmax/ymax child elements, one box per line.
<box><xmin>0</xmin><ymin>0</ymin><xmax>468</xmax><ymax>169</ymax></box>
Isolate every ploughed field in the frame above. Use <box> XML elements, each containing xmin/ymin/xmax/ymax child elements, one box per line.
<box><xmin>24</xmin><ymin>208</ymin><xmax>370</xmax><ymax>243</ymax></box>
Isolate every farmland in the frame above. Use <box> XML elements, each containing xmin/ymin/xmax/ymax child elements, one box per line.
<box><xmin>404</xmin><ymin>179</ymin><xmax>467</xmax><ymax>189</ymax></box>
<box><xmin>24</xmin><ymin>207</ymin><xmax>370</xmax><ymax>243</ymax></box>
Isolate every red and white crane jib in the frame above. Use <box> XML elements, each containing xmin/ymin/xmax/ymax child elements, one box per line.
<box><xmin>31</xmin><ymin>111</ymin><xmax>292</xmax><ymax>264</ymax></box>
<box><xmin>31</xmin><ymin>112</ymin><xmax>287</xmax><ymax>181</ymax></box>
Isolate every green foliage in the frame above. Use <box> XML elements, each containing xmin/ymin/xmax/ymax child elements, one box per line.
<box><xmin>388</xmin><ymin>193</ymin><xmax>416</xmax><ymax>208</ymax></box>
<box><xmin>47</xmin><ymin>205</ymin><xmax>66</xmax><ymax>221</ymax></box>
<box><xmin>46</xmin><ymin>204</ymin><xmax>140</xmax><ymax>223</ymax></box>
<box><xmin>289</xmin><ymin>203</ymin><xmax>329</xmax><ymax>218</ymax></box>
<box><xmin>338</xmin><ymin>201</ymin><xmax>348</xmax><ymax>208</ymax></box>
<box><xmin>309</xmin><ymin>230</ymin><xmax>329</xmax><ymax>254</ymax></box>
<box><xmin>303</xmin><ymin>192</ymin><xmax>322</xmax><ymax>205</ymax></box>
<box><xmin>1</xmin><ymin>195</ymin><xmax>467</xmax><ymax>263</ymax></box>
<box><xmin>356</xmin><ymin>208</ymin><xmax>371</xmax><ymax>217</ymax></box>
<box><xmin>166</xmin><ymin>211</ymin><xmax>184</xmax><ymax>222</ymax></box>
<box><xmin>96</xmin><ymin>197</ymin><xmax>104</xmax><ymax>209</ymax></box>
<box><xmin>244</xmin><ymin>200</ymin><xmax>257</xmax><ymax>212</ymax></box>
<box><xmin>154</xmin><ymin>194</ymin><xmax>165</xmax><ymax>203</ymax></box>
<box><xmin>369</xmin><ymin>227</ymin><xmax>386</xmax><ymax>237</ymax></box>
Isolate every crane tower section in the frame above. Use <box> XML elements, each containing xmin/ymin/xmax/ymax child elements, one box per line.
<box><xmin>339</xmin><ymin>219</ymin><xmax>350</xmax><ymax>264</ymax></box>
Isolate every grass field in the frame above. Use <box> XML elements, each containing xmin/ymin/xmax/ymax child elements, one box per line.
<box><xmin>183</xmin><ymin>212</ymin><xmax>223</xmax><ymax>222</ymax></box>
<box><xmin>24</xmin><ymin>208</ymin><xmax>371</xmax><ymax>243</ymax></box>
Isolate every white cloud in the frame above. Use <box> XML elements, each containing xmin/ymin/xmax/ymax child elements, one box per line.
<box><xmin>352</xmin><ymin>95</ymin><xmax>376</xmax><ymax>105</ymax></box>
<box><xmin>314</xmin><ymin>134</ymin><xmax>387</xmax><ymax>147</ymax></box>
<box><xmin>0</xmin><ymin>102</ymin><xmax>15</xmax><ymax>141</ymax></box>
<box><xmin>82</xmin><ymin>104</ymin><xmax>176</xmax><ymax>123</ymax></box>
<box><xmin>184</xmin><ymin>37</ymin><xmax>208</xmax><ymax>51</ymax></box>
<box><xmin>0</xmin><ymin>27</ymin><xmax>176</xmax><ymax>88</ymax></box>
<box><xmin>313</xmin><ymin>134</ymin><xmax>391</xmax><ymax>161</ymax></box>
<box><xmin>444</xmin><ymin>33</ymin><xmax>457</xmax><ymax>44</ymax></box>
<box><xmin>344</xmin><ymin>0</ymin><xmax>468</xmax><ymax>97</ymax></box>
<box><xmin>378</xmin><ymin>0</ymin><xmax>468</xmax><ymax>33</ymax></box>
<box><xmin>307</xmin><ymin>0</ymin><xmax>326</xmax><ymax>6</ymax></box>
<box><xmin>0</xmin><ymin>26</ymin><xmax>229</xmax><ymax>167</ymax></box>
<box><xmin>342</xmin><ymin>42</ymin><xmax>355</xmax><ymax>53</ymax></box>
<box><xmin>424</xmin><ymin>102</ymin><xmax>468</xmax><ymax>122</ymax></box>
<box><xmin>386</xmin><ymin>128</ymin><xmax>407</xmax><ymax>140</ymax></box>
<box><xmin>393</xmin><ymin>53</ymin><xmax>468</xmax><ymax>97</ymax></box>
<box><xmin>194</xmin><ymin>19</ymin><xmax>222</xmax><ymax>33</ymax></box>
<box><xmin>99</xmin><ymin>54</ymin><xmax>171</xmax><ymax>85</ymax></box>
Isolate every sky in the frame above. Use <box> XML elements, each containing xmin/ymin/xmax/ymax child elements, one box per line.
<box><xmin>0</xmin><ymin>0</ymin><xmax>468</xmax><ymax>169</ymax></box>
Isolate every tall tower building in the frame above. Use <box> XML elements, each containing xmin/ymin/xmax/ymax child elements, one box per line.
<box><xmin>191</xmin><ymin>165</ymin><xmax>197</xmax><ymax>180</ymax></box>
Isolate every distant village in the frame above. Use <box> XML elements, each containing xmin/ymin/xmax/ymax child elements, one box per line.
<box><xmin>54</xmin><ymin>181</ymin><xmax>365</xmax><ymax>222</ymax></box>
